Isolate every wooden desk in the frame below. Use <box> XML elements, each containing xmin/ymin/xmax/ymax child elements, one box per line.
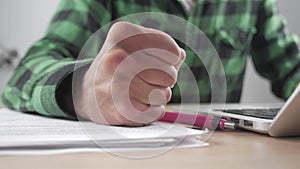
<box><xmin>1</xmin><ymin>130</ymin><xmax>300</xmax><ymax>169</ymax></box>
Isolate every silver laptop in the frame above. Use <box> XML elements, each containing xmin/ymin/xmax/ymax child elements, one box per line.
<box><xmin>212</xmin><ymin>85</ymin><xmax>300</xmax><ymax>137</ymax></box>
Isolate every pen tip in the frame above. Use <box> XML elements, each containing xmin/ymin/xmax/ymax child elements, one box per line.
<box><xmin>224</xmin><ymin>121</ymin><xmax>236</xmax><ymax>130</ymax></box>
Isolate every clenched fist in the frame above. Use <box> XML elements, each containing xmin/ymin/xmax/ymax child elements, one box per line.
<box><xmin>74</xmin><ymin>22</ymin><xmax>185</xmax><ymax>126</ymax></box>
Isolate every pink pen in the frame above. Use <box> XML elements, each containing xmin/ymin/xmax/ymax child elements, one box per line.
<box><xmin>159</xmin><ymin>111</ymin><xmax>235</xmax><ymax>130</ymax></box>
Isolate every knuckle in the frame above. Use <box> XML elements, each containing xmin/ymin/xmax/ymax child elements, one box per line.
<box><xmin>165</xmin><ymin>87</ymin><xmax>172</xmax><ymax>103</ymax></box>
<box><xmin>164</xmin><ymin>70</ymin><xmax>177</xmax><ymax>87</ymax></box>
<box><xmin>111</xmin><ymin>21</ymin><xmax>142</xmax><ymax>35</ymax></box>
<box><xmin>144</xmin><ymin>28</ymin><xmax>181</xmax><ymax>57</ymax></box>
<box><xmin>158</xmin><ymin>33</ymin><xmax>181</xmax><ymax>57</ymax></box>
<box><xmin>108</xmin><ymin>22</ymin><xmax>144</xmax><ymax>45</ymax></box>
<box><xmin>164</xmin><ymin>77</ymin><xmax>176</xmax><ymax>87</ymax></box>
<box><xmin>171</xmin><ymin>45</ymin><xmax>181</xmax><ymax>58</ymax></box>
<box><xmin>105</xmin><ymin>49</ymin><xmax>127</xmax><ymax>69</ymax></box>
<box><xmin>154</xmin><ymin>68</ymin><xmax>177</xmax><ymax>87</ymax></box>
<box><xmin>111</xmin><ymin>22</ymin><xmax>131</xmax><ymax>30</ymax></box>
<box><xmin>181</xmin><ymin>48</ymin><xmax>186</xmax><ymax>60</ymax></box>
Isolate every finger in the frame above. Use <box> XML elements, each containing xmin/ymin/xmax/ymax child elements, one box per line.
<box><xmin>174</xmin><ymin>48</ymin><xmax>186</xmax><ymax>71</ymax></box>
<box><xmin>118</xmin><ymin>32</ymin><xmax>181</xmax><ymax>59</ymax></box>
<box><xmin>111</xmin><ymin>22</ymin><xmax>182</xmax><ymax>63</ymax></box>
<box><xmin>131</xmin><ymin>51</ymin><xmax>178</xmax><ymax>87</ymax></box>
<box><xmin>126</xmin><ymin>100</ymin><xmax>165</xmax><ymax>125</ymax></box>
<box><xmin>138</xmin><ymin>67</ymin><xmax>177</xmax><ymax>87</ymax></box>
<box><xmin>91</xmin><ymin>96</ymin><xmax>148</xmax><ymax>127</ymax></box>
<box><xmin>130</xmin><ymin>76</ymin><xmax>172</xmax><ymax>105</ymax></box>
<box><xmin>111</xmin><ymin>49</ymin><xmax>178</xmax><ymax>87</ymax></box>
<box><xmin>110</xmin><ymin>99</ymin><xmax>165</xmax><ymax>126</ymax></box>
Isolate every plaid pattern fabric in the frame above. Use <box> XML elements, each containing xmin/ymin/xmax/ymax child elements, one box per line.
<box><xmin>2</xmin><ymin>0</ymin><xmax>300</xmax><ymax>119</ymax></box>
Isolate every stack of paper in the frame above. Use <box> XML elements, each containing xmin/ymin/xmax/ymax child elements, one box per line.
<box><xmin>0</xmin><ymin>109</ymin><xmax>208</xmax><ymax>155</ymax></box>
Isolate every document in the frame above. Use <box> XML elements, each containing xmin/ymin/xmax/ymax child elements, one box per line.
<box><xmin>0</xmin><ymin>109</ymin><xmax>208</xmax><ymax>155</ymax></box>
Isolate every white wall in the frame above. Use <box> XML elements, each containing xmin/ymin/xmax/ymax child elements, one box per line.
<box><xmin>241</xmin><ymin>0</ymin><xmax>299</xmax><ymax>103</ymax></box>
<box><xmin>0</xmin><ymin>0</ymin><xmax>60</xmax><ymax>92</ymax></box>
<box><xmin>0</xmin><ymin>0</ymin><xmax>298</xmax><ymax>103</ymax></box>
<box><xmin>0</xmin><ymin>0</ymin><xmax>60</xmax><ymax>55</ymax></box>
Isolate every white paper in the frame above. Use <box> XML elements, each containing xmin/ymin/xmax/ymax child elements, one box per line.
<box><xmin>0</xmin><ymin>109</ymin><xmax>208</xmax><ymax>155</ymax></box>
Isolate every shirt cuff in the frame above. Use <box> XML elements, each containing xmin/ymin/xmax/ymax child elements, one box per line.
<box><xmin>31</xmin><ymin>59</ymin><xmax>93</xmax><ymax>119</ymax></box>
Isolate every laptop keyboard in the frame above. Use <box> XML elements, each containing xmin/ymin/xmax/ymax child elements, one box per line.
<box><xmin>219</xmin><ymin>108</ymin><xmax>281</xmax><ymax>120</ymax></box>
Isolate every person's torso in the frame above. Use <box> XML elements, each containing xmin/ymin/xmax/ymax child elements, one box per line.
<box><xmin>105</xmin><ymin>0</ymin><xmax>262</xmax><ymax>102</ymax></box>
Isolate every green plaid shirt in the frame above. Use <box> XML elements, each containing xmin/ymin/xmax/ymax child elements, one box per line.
<box><xmin>2</xmin><ymin>0</ymin><xmax>300</xmax><ymax>119</ymax></box>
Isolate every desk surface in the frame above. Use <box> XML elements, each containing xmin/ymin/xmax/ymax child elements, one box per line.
<box><xmin>1</xmin><ymin>129</ymin><xmax>300</xmax><ymax>169</ymax></box>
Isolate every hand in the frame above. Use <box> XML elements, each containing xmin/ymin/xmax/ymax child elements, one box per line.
<box><xmin>74</xmin><ymin>22</ymin><xmax>185</xmax><ymax>126</ymax></box>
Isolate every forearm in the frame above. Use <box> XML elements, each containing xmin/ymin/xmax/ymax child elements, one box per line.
<box><xmin>1</xmin><ymin>39</ymin><xmax>93</xmax><ymax>118</ymax></box>
<box><xmin>1</xmin><ymin>0</ymin><xmax>110</xmax><ymax>118</ymax></box>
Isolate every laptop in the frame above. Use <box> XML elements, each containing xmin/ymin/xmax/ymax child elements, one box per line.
<box><xmin>212</xmin><ymin>85</ymin><xmax>300</xmax><ymax>137</ymax></box>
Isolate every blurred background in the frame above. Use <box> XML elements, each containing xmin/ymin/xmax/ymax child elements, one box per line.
<box><xmin>0</xmin><ymin>0</ymin><xmax>298</xmax><ymax>103</ymax></box>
